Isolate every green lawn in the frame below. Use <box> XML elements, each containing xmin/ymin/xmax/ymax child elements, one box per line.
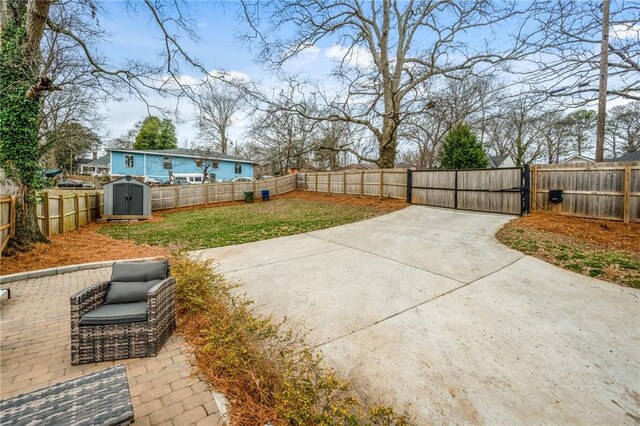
<box><xmin>99</xmin><ymin>198</ymin><xmax>399</xmax><ymax>250</ymax></box>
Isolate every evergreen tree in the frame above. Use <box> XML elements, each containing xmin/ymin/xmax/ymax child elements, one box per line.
<box><xmin>441</xmin><ymin>123</ymin><xmax>489</xmax><ymax>169</ymax></box>
<box><xmin>133</xmin><ymin>116</ymin><xmax>177</xmax><ymax>150</ymax></box>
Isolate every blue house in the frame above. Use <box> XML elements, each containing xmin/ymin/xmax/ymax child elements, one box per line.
<box><xmin>109</xmin><ymin>148</ymin><xmax>256</xmax><ymax>182</ymax></box>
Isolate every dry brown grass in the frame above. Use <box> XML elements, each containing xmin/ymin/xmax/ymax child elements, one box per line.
<box><xmin>172</xmin><ymin>255</ymin><xmax>413</xmax><ymax>425</ymax></box>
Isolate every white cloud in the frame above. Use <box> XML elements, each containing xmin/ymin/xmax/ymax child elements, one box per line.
<box><xmin>612</xmin><ymin>23</ymin><xmax>640</xmax><ymax>40</ymax></box>
<box><xmin>207</xmin><ymin>70</ymin><xmax>251</xmax><ymax>82</ymax></box>
<box><xmin>325</xmin><ymin>44</ymin><xmax>373</xmax><ymax>69</ymax></box>
<box><xmin>297</xmin><ymin>44</ymin><xmax>321</xmax><ymax>61</ymax></box>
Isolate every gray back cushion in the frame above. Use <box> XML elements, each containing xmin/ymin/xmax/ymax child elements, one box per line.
<box><xmin>111</xmin><ymin>260</ymin><xmax>168</xmax><ymax>282</ymax></box>
<box><xmin>105</xmin><ymin>280</ymin><xmax>161</xmax><ymax>304</ymax></box>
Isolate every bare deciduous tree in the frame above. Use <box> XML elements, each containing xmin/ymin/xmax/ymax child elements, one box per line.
<box><xmin>240</xmin><ymin>0</ymin><xmax>532</xmax><ymax>168</ymax></box>
<box><xmin>520</xmin><ymin>0</ymin><xmax>639</xmax><ymax>103</ymax></box>
<box><xmin>198</xmin><ymin>82</ymin><xmax>246</xmax><ymax>154</ymax></box>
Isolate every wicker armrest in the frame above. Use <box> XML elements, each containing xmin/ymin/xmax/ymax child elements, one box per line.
<box><xmin>70</xmin><ymin>281</ymin><xmax>111</xmax><ymax>320</ymax></box>
<box><xmin>147</xmin><ymin>277</ymin><xmax>176</xmax><ymax>344</ymax></box>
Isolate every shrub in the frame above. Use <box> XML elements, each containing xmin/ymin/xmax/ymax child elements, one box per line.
<box><xmin>440</xmin><ymin>123</ymin><xmax>489</xmax><ymax>169</ymax></box>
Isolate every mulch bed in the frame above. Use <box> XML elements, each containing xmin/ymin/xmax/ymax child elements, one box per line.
<box><xmin>511</xmin><ymin>213</ymin><xmax>640</xmax><ymax>254</ymax></box>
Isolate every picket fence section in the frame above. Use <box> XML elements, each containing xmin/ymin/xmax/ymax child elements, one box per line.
<box><xmin>36</xmin><ymin>191</ymin><xmax>104</xmax><ymax>237</ymax></box>
<box><xmin>0</xmin><ymin>196</ymin><xmax>16</xmax><ymax>253</ymax></box>
<box><xmin>296</xmin><ymin>169</ymin><xmax>408</xmax><ymax>199</ymax></box>
<box><xmin>150</xmin><ymin>175</ymin><xmax>297</xmax><ymax>210</ymax></box>
<box><xmin>532</xmin><ymin>162</ymin><xmax>639</xmax><ymax>223</ymax></box>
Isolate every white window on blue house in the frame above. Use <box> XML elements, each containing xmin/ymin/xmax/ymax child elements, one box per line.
<box><xmin>163</xmin><ymin>156</ymin><xmax>172</xmax><ymax>169</ymax></box>
<box><xmin>235</xmin><ymin>163</ymin><xmax>242</xmax><ymax>174</ymax></box>
<box><xmin>124</xmin><ymin>154</ymin><xmax>134</xmax><ymax>168</ymax></box>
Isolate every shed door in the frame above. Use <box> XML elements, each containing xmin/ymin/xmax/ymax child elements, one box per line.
<box><xmin>129</xmin><ymin>184</ymin><xmax>144</xmax><ymax>215</ymax></box>
<box><xmin>113</xmin><ymin>183</ymin><xmax>129</xmax><ymax>215</ymax></box>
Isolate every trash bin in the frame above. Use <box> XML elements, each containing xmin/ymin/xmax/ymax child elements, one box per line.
<box><xmin>244</xmin><ymin>191</ymin><xmax>254</xmax><ymax>203</ymax></box>
<box><xmin>261</xmin><ymin>189</ymin><xmax>270</xmax><ymax>201</ymax></box>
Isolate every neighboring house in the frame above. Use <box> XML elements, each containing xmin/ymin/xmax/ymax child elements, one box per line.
<box><xmin>78</xmin><ymin>154</ymin><xmax>110</xmax><ymax>175</ymax></box>
<box><xmin>605</xmin><ymin>150</ymin><xmax>640</xmax><ymax>162</ymax></box>
<box><xmin>109</xmin><ymin>148</ymin><xmax>256</xmax><ymax>182</ymax></box>
<box><xmin>487</xmin><ymin>154</ymin><xmax>516</xmax><ymax>168</ymax></box>
<box><xmin>340</xmin><ymin>163</ymin><xmax>378</xmax><ymax>171</ymax></box>
<box><xmin>562</xmin><ymin>155</ymin><xmax>595</xmax><ymax>164</ymax></box>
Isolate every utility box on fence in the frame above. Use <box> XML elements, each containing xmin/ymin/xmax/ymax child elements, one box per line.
<box><xmin>103</xmin><ymin>175</ymin><xmax>152</xmax><ymax>219</ymax></box>
<box><xmin>549</xmin><ymin>189</ymin><xmax>563</xmax><ymax>203</ymax></box>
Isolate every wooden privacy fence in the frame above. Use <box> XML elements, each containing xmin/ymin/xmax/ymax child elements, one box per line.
<box><xmin>36</xmin><ymin>191</ymin><xmax>104</xmax><ymax>237</ymax></box>
<box><xmin>531</xmin><ymin>162</ymin><xmax>640</xmax><ymax>223</ymax></box>
<box><xmin>0</xmin><ymin>196</ymin><xmax>16</xmax><ymax>253</ymax></box>
<box><xmin>150</xmin><ymin>175</ymin><xmax>297</xmax><ymax>210</ymax></box>
<box><xmin>296</xmin><ymin>169</ymin><xmax>408</xmax><ymax>199</ymax></box>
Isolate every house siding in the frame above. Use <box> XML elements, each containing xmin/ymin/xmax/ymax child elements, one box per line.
<box><xmin>110</xmin><ymin>151</ymin><xmax>255</xmax><ymax>181</ymax></box>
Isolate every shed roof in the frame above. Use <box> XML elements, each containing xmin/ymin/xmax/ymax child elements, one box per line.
<box><xmin>104</xmin><ymin>175</ymin><xmax>151</xmax><ymax>187</ymax></box>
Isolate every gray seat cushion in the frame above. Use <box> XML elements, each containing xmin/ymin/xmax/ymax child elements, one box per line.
<box><xmin>104</xmin><ymin>279</ymin><xmax>161</xmax><ymax>304</ymax></box>
<box><xmin>111</xmin><ymin>260</ymin><xmax>168</xmax><ymax>282</ymax></box>
<box><xmin>80</xmin><ymin>302</ymin><xmax>148</xmax><ymax>326</ymax></box>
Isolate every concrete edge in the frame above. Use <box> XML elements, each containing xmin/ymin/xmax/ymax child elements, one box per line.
<box><xmin>0</xmin><ymin>257</ymin><xmax>162</xmax><ymax>284</ymax></box>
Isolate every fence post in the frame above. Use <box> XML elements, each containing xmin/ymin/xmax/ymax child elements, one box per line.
<box><xmin>623</xmin><ymin>165</ymin><xmax>631</xmax><ymax>223</ymax></box>
<box><xmin>43</xmin><ymin>191</ymin><xmax>50</xmax><ymax>237</ymax></box>
<box><xmin>274</xmin><ymin>177</ymin><xmax>278</xmax><ymax>195</ymax></box>
<box><xmin>406</xmin><ymin>170</ymin><xmax>412</xmax><ymax>203</ymax></box>
<box><xmin>343</xmin><ymin>171</ymin><xmax>347</xmax><ymax>194</ymax></box>
<box><xmin>360</xmin><ymin>171</ymin><xmax>364</xmax><ymax>196</ymax></box>
<box><xmin>205</xmin><ymin>183</ymin><xmax>210</xmax><ymax>205</ymax></box>
<box><xmin>9</xmin><ymin>195</ymin><xmax>16</xmax><ymax>238</ymax></box>
<box><xmin>74</xmin><ymin>194</ymin><xmax>80</xmax><ymax>229</ymax></box>
<box><xmin>304</xmin><ymin>174</ymin><xmax>307</xmax><ymax>191</ymax></box>
<box><xmin>174</xmin><ymin>186</ymin><xmax>179</xmax><ymax>208</ymax></box>
<box><xmin>521</xmin><ymin>164</ymin><xmax>531</xmax><ymax>216</ymax></box>
<box><xmin>59</xmin><ymin>195</ymin><xmax>65</xmax><ymax>234</ymax></box>
<box><xmin>379</xmin><ymin>170</ymin><xmax>384</xmax><ymax>199</ymax></box>
<box><xmin>454</xmin><ymin>170</ymin><xmax>459</xmax><ymax>210</ymax></box>
<box><xmin>315</xmin><ymin>174</ymin><xmax>318</xmax><ymax>193</ymax></box>
<box><xmin>327</xmin><ymin>172</ymin><xmax>331</xmax><ymax>194</ymax></box>
<box><xmin>231</xmin><ymin>181</ymin><xmax>235</xmax><ymax>201</ymax></box>
<box><xmin>85</xmin><ymin>193</ymin><xmax>90</xmax><ymax>222</ymax></box>
<box><xmin>531</xmin><ymin>165</ymin><xmax>538</xmax><ymax>213</ymax></box>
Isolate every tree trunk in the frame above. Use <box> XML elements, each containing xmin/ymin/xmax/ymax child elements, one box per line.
<box><xmin>378</xmin><ymin>116</ymin><xmax>398</xmax><ymax>169</ymax></box>
<box><xmin>0</xmin><ymin>5</ymin><xmax>50</xmax><ymax>248</ymax></box>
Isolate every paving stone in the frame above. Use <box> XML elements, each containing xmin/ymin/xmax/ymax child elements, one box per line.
<box><xmin>0</xmin><ymin>269</ymin><xmax>223</xmax><ymax>425</ymax></box>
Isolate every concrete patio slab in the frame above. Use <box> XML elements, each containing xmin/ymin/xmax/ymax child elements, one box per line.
<box><xmin>197</xmin><ymin>205</ymin><xmax>640</xmax><ymax>424</ymax></box>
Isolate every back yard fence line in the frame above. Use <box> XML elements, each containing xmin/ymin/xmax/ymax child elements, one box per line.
<box><xmin>150</xmin><ymin>174</ymin><xmax>297</xmax><ymax>210</ymax></box>
<box><xmin>36</xmin><ymin>191</ymin><xmax>104</xmax><ymax>237</ymax></box>
<box><xmin>531</xmin><ymin>162</ymin><xmax>640</xmax><ymax>223</ymax></box>
<box><xmin>299</xmin><ymin>162</ymin><xmax>640</xmax><ymax>223</ymax></box>
<box><xmin>296</xmin><ymin>169</ymin><xmax>408</xmax><ymax>200</ymax></box>
<box><xmin>0</xmin><ymin>196</ymin><xmax>16</xmax><ymax>253</ymax></box>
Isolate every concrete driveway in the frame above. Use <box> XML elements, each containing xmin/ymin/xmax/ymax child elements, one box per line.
<box><xmin>193</xmin><ymin>206</ymin><xmax>640</xmax><ymax>424</ymax></box>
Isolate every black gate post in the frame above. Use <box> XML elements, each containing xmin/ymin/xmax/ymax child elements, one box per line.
<box><xmin>406</xmin><ymin>169</ymin><xmax>413</xmax><ymax>204</ymax></box>
<box><xmin>521</xmin><ymin>164</ymin><xmax>531</xmax><ymax>215</ymax></box>
<box><xmin>454</xmin><ymin>170</ymin><xmax>459</xmax><ymax>210</ymax></box>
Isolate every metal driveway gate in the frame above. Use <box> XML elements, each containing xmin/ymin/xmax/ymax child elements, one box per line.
<box><xmin>407</xmin><ymin>166</ymin><xmax>530</xmax><ymax>215</ymax></box>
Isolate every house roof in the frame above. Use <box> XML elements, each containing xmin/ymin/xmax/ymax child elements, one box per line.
<box><xmin>606</xmin><ymin>150</ymin><xmax>640</xmax><ymax>162</ymax></box>
<box><xmin>487</xmin><ymin>154</ymin><xmax>510</xmax><ymax>168</ymax></box>
<box><xmin>85</xmin><ymin>154</ymin><xmax>110</xmax><ymax>168</ymax></box>
<box><xmin>561</xmin><ymin>154</ymin><xmax>595</xmax><ymax>163</ymax></box>
<box><xmin>108</xmin><ymin>148</ymin><xmax>257</xmax><ymax>164</ymax></box>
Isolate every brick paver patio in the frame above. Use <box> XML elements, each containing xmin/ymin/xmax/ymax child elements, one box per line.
<box><xmin>0</xmin><ymin>268</ymin><xmax>224</xmax><ymax>425</ymax></box>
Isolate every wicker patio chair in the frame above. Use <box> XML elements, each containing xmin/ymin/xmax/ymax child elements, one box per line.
<box><xmin>70</xmin><ymin>259</ymin><xmax>176</xmax><ymax>365</ymax></box>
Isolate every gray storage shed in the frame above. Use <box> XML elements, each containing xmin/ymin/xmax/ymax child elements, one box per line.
<box><xmin>103</xmin><ymin>176</ymin><xmax>152</xmax><ymax>219</ymax></box>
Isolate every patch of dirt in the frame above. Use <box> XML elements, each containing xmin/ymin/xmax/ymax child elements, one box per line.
<box><xmin>512</xmin><ymin>213</ymin><xmax>640</xmax><ymax>254</ymax></box>
<box><xmin>0</xmin><ymin>222</ymin><xmax>167</xmax><ymax>275</ymax></box>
